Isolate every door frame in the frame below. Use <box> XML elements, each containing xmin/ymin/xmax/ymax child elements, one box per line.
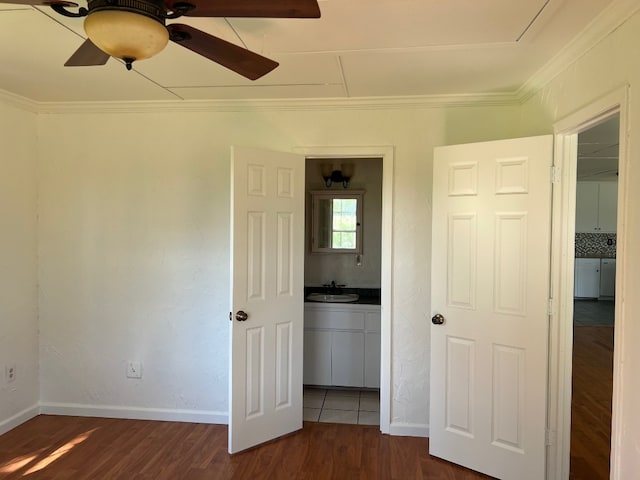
<box><xmin>547</xmin><ymin>86</ymin><xmax>629</xmax><ymax>479</ymax></box>
<box><xmin>294</xmin><ymin>145</ymin><xmax>394</xmax><ymax>434</ymax></box>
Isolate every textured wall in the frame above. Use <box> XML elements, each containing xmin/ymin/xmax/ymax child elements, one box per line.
<box><xmin>35</xmin><ymin>103</ymin><xmax>520</xmax><ymax>430</ymax></box>
<box><xmin>0</xmin><ymin>100</ymin><xmax>39</xmax><ymax>432</ymax></box>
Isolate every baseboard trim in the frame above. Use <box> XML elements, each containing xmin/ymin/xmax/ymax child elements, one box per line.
<box><xmin>39</xmin><ymin>402</ymin><xmax>228</xmax><ymax>425</ymax></box>
<box><xmin>388</xmin><ymin>422</ymin><xmax>429</xmax><ymax>438</ymax></box>
<box><xmin>0</xmin><ymin>404</ymin><xmax>40</xmax><ymax>436</ymax></box>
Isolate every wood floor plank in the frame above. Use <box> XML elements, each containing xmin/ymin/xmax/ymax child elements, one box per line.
<box><xmin>0</xmin><ymin>417</ymin><xmax>494</xmax><ymax>479</ymax></box>
<box><xmin>570</xmin><ymin>325</ymin><xmax>614</xmax><ymax>480</ymax></box>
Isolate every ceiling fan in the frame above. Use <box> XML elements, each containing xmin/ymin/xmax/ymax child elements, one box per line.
<box><xmin>1</xmin><ymin>0</ymin><xmax>321</xmax><ymax>79</ymax></box>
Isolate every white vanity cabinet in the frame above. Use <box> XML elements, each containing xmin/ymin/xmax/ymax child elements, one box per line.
<box><xmin>303</xmin><ymin>330</ymin><xmax>332</xmax><ymax>385</ymax></box>
<box><xmin>364</xmin><ymin>313</ymin><xmax>381</xmax><ymax>388</ymax></box>
<box><xmin>331</xmin><ymin>331</ymin><xmax>364</xmax><ymax>387</ymax></box>
<box><xmin>303</xmin><ymin>303</ymin><xmax>380</xmax><ymax>388</ymax></box>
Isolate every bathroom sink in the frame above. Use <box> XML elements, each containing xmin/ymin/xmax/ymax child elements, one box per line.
<box><xmin>306</xmin><ymin>293</ymin><xmax>360</xmax><ymax>303</ymax></box>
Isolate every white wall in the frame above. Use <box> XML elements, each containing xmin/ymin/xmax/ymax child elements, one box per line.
<box><xmin>518</xmin><ymin>9</ymin><xmax>640</xmax><ymax>478</ymax></box>
<box><xmin>34</xmin><ymin>104</ymin><xmax>521</xmax><ymax>428</ymax></box>
<box><xmin>0</xmin><ymin>100</ymin><xmax>39</xmax><ymax>433</ymax></box>
<box><xmin>304</xmin><ymin>157</ymin><xmax>382</xmax><ymax>288</ymax></box>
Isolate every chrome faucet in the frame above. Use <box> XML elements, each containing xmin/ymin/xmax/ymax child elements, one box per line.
<box><xmin>323</xmin><ymin>280</ymin><xmax>346</xmax><ymax>292</ymax></box>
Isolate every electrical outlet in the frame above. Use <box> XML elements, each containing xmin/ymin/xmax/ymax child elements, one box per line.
<box><xmin>126</xmin><ymin>361</ymin><xmax>142</xmax><ymax>379</ymax></box>
<box><xmin>5</xmin><ymin>363</ymin><xmax>16</xmax><ymax>383</ymax></box>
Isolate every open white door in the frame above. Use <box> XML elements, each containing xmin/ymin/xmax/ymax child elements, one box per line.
<box><xmin>229</xmin><ymin>146</ymin><xmax>305</xmax><ymax>454</ymax></box>
<box><xmin>429</xmin><ymin>136</ymin><xmax>553</xmax><ymax>479</ymax></box>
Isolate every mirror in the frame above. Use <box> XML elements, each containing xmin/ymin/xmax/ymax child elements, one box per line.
<box><xmin>310</xmin><ymin>190</ymin><xmax>363</xmax><ymax>253</ymax></box>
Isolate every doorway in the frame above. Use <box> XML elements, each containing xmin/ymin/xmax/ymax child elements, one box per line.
<box><xmin>547</xmin><ymin>87</ymin><xmax>628</xmax><ymax>480</ymax></box>
<box><xmin>570</xmin><ymin>116</ymin><xmax>619</xmax><ymax>479</ymax></box>
<box><xmin>295</xmin><ymin>145</ymin><xmax>394</xmax><ymax>435</ymax></box>
<box><xmin>302</xmin><ymin>157</ymin><xmax>383</xmax><ymax>426</ymax></box>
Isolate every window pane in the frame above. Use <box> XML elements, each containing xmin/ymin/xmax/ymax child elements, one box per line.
<box><xmin>333</xmin><ymin>214</ymin><xmax>356</xmax><ymax>231</ymax></box>
<box><xmin>332</xmin><ymin>199</ymin><xmax>357</xmax><ymax>231</ymax></box>
<box><xmin>332</xmin><ymin>232</ymin><xmax>356</xmax><ymax>249</ymax></box>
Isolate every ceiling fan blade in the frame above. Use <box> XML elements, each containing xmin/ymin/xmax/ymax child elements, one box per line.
<box><xmin>64</xmin><ymin>39</ymin><xmax>110</xmax><ymax>67</ymax></box>
<box><xmin>167</xmin><ymin>24</ymin><xmax>278</xmax><ymax>80</ymax></box>
<box><xmin>0</xmin><ymin>0</ymin><xmax>77</xmax><ymax>5</ymax></box>
<box><xmin>166</xmin><ymin>0</ymin><xmax>320</xmax><ymax>18</ymax></box>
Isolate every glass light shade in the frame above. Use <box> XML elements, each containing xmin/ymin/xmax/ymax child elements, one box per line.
<box><xmin>320</xmin><ymin>163</ymin><xmax>333</xmax><ymax>178</ymax></box>
<box><xmin>341</xmin><ymin>163</ymin><xmax>354</xmax><ymax>179</ymax></box>
<box><xmin>84</xmin><ymin>10</ymin><xmax>169</xmax><ymax>61</ymax></box>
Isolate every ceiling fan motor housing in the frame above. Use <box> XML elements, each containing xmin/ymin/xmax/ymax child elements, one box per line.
<box><xmin>86</xmin><ymin>0</ymin><xmax>166</xmax><ymax>23</ymax></box>
<box><xmin>84</xmin><ymin>0</ymin><xmax>170</xmax><ymax>66</ymax></box>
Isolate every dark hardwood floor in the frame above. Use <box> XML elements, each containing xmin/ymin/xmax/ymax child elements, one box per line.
<box><xmin>0</xmin><ymin>416</ymin><xmax>494</xmax><ymax>479</ymax></box>
<box><xmin>570</xmin><ymin>324</ymin><xmax>614</xmax><ymax>480</ymax></box>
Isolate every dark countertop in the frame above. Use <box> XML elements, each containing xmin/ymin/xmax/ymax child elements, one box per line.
<box><xmin>304</xmin><ymin>286</ymin><xmax>381</xmax><ymax>305</ymax></box>
<box><xmin>575</xmin><ymin>254</ymin><xmax>616</xmax><ymax>259</ymax></box>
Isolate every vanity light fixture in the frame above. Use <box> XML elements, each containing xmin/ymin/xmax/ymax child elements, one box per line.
<box><xmin>321</xmin><ymin>162</ymin><xmax>354</xmax><ymax>188</ymax></box>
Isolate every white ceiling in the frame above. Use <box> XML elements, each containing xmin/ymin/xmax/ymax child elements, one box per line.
<box><xmin>578</xmin><ymin>115</ymin><xmax>620</xmax><ymax>181</ymax></box>
<box><xmin>0</xmin><ymin>0</ymin><xmax>617</xmax><ymax>102</ymax></box>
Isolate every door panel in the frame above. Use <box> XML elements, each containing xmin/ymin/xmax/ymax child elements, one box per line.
<box><xmin>229</xmin><ymin>146</ymin><xmax>304</xmax><ymax>454</ymax></box>
<box><xmin>430</xmin><ymin>136</ymin><xmax>553</xmax><ymax>479</ymax></box>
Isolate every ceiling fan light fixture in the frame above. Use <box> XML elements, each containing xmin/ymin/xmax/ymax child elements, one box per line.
<box><xmin>83</xmin><ymin>0</ymin><xmax>169</xmax><ymax>69</ymax></box>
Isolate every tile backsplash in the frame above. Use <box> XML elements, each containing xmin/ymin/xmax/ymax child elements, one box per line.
<box><xmin>575</xmin><ymin>233</ymin><xmax>616</xmax><ymax>257</ymax></box>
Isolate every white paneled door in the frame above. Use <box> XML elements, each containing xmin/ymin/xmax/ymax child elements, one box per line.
<box><xmin>229</xmin><ymin>147</ymin><xmax>305</xmax><ymax>454</ymax></box>
<box><xmin>429</xmin><ymin>136</ymin><xmax>553</xmax><ymax>479</ymax></box>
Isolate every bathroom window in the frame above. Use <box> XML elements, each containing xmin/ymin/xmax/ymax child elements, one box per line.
<box><xmin>310</xmin><ymin>190</ymin><xmax>363</xmax><ymax>253</ymax></box>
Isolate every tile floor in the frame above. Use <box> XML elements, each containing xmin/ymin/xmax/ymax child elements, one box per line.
<box><xmin>303</xmin><ymin>387</ymin><xmax>380</xmax><ymax>426</ymax></box>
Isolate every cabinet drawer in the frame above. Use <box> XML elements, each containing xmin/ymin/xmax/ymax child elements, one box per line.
<box><xmin>305</xmin><ymin>309</ymin><xmax>365</xmax><ymax>330</ymax></box>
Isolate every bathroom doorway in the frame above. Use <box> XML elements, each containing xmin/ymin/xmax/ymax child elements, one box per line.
<box><xmin>302</xmin><ymin>156</ymin><xmax>384</xmax><ymax>427</ymax></box>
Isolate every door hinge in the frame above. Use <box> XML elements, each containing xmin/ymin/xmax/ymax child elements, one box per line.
<box><xmin>551</xmin><ymin>166</ymin><xmax>561</xmax><ymax>184</ymax></box>
<box><xmin>546</xmin><ymin>429</ymin><xmax>555</xmax><ymax>446</ymax></box>
<box><xmin>547</xmin><ymin>298</ymin><xmax>553</xmax><ymax>316</ymax></box>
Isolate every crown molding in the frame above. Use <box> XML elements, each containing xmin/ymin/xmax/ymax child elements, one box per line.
<box><xmin>0</xmin><ymin>89</ymin><xmax>39</xmax><ymax>113</ymax></box>
<box><xmin>517</xmin><ymin>0</ymin><xmax>640</xmax><ymax>102</ymax></box>
<box><xmin>32</xmin><ymin>91</ymin><xmax>519</xmax><ymax>115</ymax></box>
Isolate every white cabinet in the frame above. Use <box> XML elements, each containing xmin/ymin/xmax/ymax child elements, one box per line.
<box><xmin>574</xmin><ymin>258</ymin><xmax>600</xmax><ymax>298</ymax></box>
<box><xmin>303</xmin><ymin>303</ymin><xmax>380</xmax><ymax>388</ymax></box>
<box><xmin>575</xmin><ymin>181</ymin><xmax>617</xmax><ymax>233</ymax></box>
<box><xmin>575</xmin><ymin>182</ymin><xmax>599</xmax><ymax>232</ymax></box>
<box><xmin>364</xmin><ymin>311</ymin><xmax>381</xmax><ymax>388</ymax></box>
<box><xmin>574</xmin><ymin>258</ymin><xmax>617</xmax><ymax>299</ymax></box>
<box><xmin>600</xmin><ymin>259</ymin><xmax>616</xmax><ymax>297</ymax></box>
<box><xmin>303</xmin><ymin>331</ymin><xmax>332</xmax><ymax>385</ymax></box>
<box><xmin>597</xmin><ymin>183</ymin><xmax>618</xmax><ymax>232</ymax></box>
<box><xmin>331</xmin><ymin>331</ymin><xmax>364</xmax><ymax>386</ymax></box>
